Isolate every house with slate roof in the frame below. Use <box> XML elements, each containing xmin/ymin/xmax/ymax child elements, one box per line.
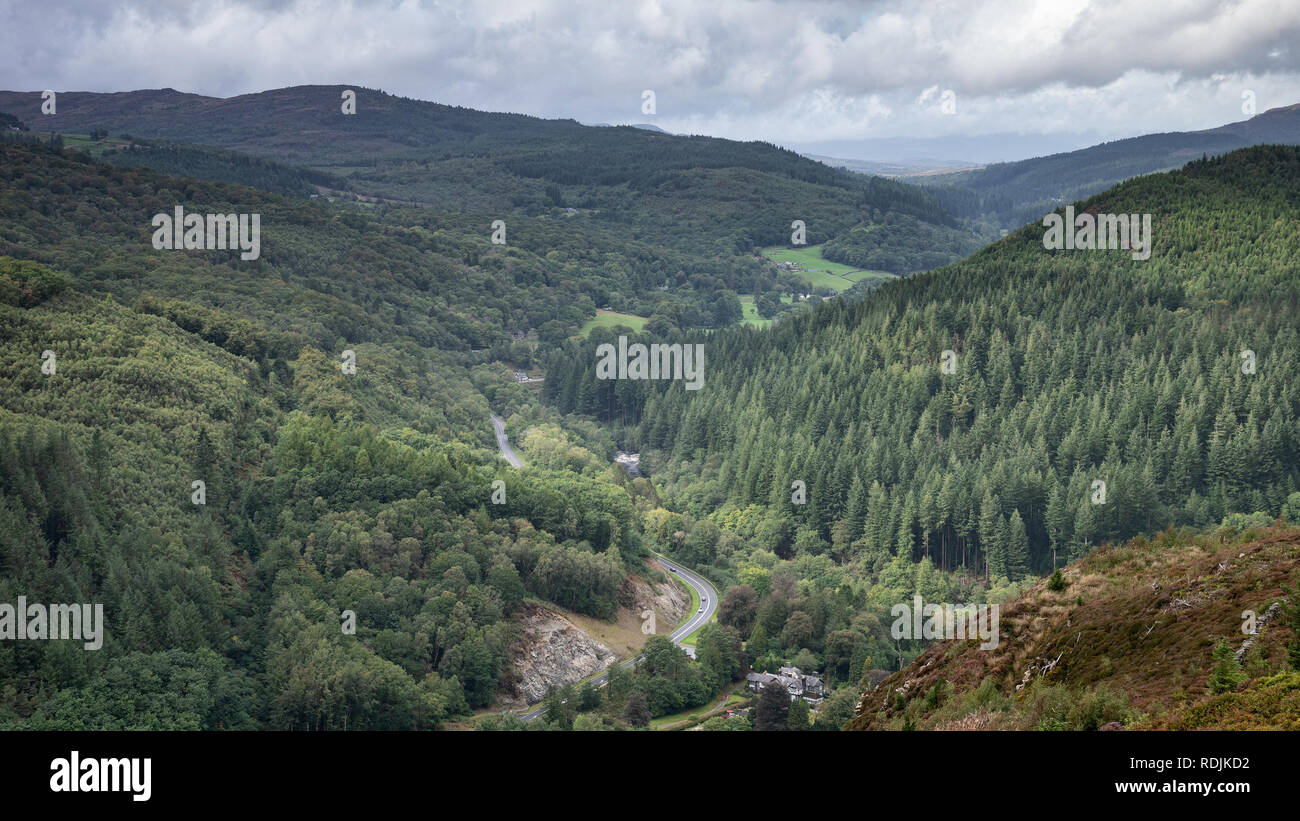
<box><xmin>745</xmin><ymin>665</ymin><xmax>827</xmax><ymax>703</ymax></box>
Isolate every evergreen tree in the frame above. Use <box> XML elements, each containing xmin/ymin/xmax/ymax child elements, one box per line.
<box><xmin>194</xmin><ymin>426</ymin><xmax>215</xmax><ymax>481</ymax></box>
<box><xmin>845</xmin><ymin>473</ymin><xmax>867</xmax><ymax>543</ymax></box>
<box><xmin>753</xmin><ymin>680</ymin><xmax>790</xmax><ymax>731</ymax></box>
<box><xmin>787</xmin><ymin>697</ymin><xmax>810</xmax><ymax>731</ymax></box>
<box><xmin>622</xmin><ymin>691</ymin><xmax>651</xmax><ymax>728</ymax></box>
<box><xmin>1045</xmin><ymin>482</ymin><xmax>1070</xmax><ymax>567</ymax></box>
<box><xmin>979</xmin><ymin>489</ymin><xmax>1004</xmax><ymax>580</ymax></box>
<box><xmin>1208</xmin><ymin>639</ymin><xmax>1246</xmax><ymax>694</ymax></box>
<box><xmin>1005</xmin><ymin>509</ymin><xmax>1030</xmax><ymax>580</ymax></box>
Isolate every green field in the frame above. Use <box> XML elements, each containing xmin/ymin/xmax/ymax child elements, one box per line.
<box><xmin>762</xmin><ymin>244</ymin><xmax>894</xmax><ymax>292</ymax></box>
<box><xmin>580</xmin><ymin>309</ymin><xmax>648</xmax><ymax>336</ymax></box>
<box><xmin>738</xmin><ymin>294</ymin><xmax>795</xmax><ymax>329</ymax></box>
<box><xmin>53</xmin><ymin>133</ymin><xmax>132</xmax><ymax>157</ymax></box>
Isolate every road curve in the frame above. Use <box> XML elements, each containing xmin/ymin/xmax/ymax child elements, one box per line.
<box><xmin>490</xmin><ymin>413</ymin><xmax>523</xmax><ymax>468</ymax></box>
<box><xmin>517</xmin><ymin>553</ymin><xmax>719</xmax><ymax>722</ymax></box>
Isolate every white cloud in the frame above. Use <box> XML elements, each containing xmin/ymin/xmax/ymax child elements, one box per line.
<box><xmin>1</xmin><ymin>0</ymin><xmax>1297</xmax><ymax>144</ymax></box>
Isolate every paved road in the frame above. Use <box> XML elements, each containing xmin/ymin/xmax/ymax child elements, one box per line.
<box><xmin>490</xmin><ymin>413</ymin><xmax>523</xmax><ymax>468</ymax></box>
<box><xmin>516</xmin><ymin>553</ymin><xmax>719</xmax><ymax>722</ymax></box>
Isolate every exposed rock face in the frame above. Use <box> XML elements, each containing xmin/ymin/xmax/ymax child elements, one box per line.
<box><xmin>626</xmin><ymin>561</ymin><xmax>688</xmax><ymax>630</ymax></box>
<box><xmin>496</xmin><ymin>562</ymin><xmax>689</xmax><ymax>709</ymax></box>
<box><xmin>500</xmin><ymin>605</ymin><xmax>616</xmax><ymax>707</ymax></box>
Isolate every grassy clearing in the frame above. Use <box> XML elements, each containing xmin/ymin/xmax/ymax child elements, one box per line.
<box><xmin>738</xmin><ymin>295</ymin><xmax>770</xmax><ymax>328</ymax></box>
<box><xmin>580</xmin><ymin>309</ymin><xmax>647</xmax><ymax>336</ymax></box>
<box><xmin>763</xmin><ymin>244</ymin><xmax>862</xmax><ymax>275</ymax></box>
<box><xmin>761</xmin><ymin>244</ymin><xmax>894</xmax><ymax>291</ymax></box>
<box><xmin>650</xmin><ymin>684</ymin><xmax>739</xmax><ymax>730</ymax></box>
<box><xmin>567</xmin><ymin>605</ymin><xmax>659</xmax><ymax>660</ymax></box>
<box><xmin>54</xmin><ymin>134</ymin><xmax>132</xmax><ymax>157</ymax></box>
<box><xmin>738</xmin><ymin>294</ymin><xmax>794</xmax><ymax>328</ymax></box>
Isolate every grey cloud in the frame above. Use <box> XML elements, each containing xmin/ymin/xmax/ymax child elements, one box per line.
<box><xmin>1</xmin><ymin>0</ymin><xmax>1297</xmax><ymax>145</ymax></box>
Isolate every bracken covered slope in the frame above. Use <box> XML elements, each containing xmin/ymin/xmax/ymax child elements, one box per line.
<box><xmin>848</xmin><ymin>522</ymin><xmax>1300</xmax><ymax>730</ymax></box>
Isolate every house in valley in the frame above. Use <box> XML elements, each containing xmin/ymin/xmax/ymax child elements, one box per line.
<box><xmin>745</xmin><ymin>665</ymin><xmax>827</xmax><ymax>703</ymax></box>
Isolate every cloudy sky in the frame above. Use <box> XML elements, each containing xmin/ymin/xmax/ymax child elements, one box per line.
<box><xmin>3</xmin><ymin>0</ymin><xmax>1299</xmax><ymax>161</ymax></box>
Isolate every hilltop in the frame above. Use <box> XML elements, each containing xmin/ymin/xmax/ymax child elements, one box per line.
<box><xmin>0</xmin><ymin>84</ymin><xmax>966</xmax><ymax>260</ymax></box>
<box><xmin>919</xmin><ymin>103</ymin><xmax>1300</xmax><ymax>229</ymax></box>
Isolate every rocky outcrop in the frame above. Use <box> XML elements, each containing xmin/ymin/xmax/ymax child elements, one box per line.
<box><xmin>496</xmin><ymin>560</ymin><xmax>691</xmax><ymax>709</ymax></box>
<box><xmin>625</xmin><ymin>561</ymin><xmax>688</xmax><ymax>630</ymax></box>
<box><xmin>499</xmin><ymin>605</ymin><xmax>616</xmax><ymax>707</ymax></box>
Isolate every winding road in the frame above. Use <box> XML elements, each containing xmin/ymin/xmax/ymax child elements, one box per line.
<box><xmin>489</xmin><ymin>413</ymin><xmax>718</xmax><ymax>722</ymax></box>
<box><xmin>516</xmin><ymin>555</ymin><xmax>719</xmax><ymax>722</ymax></box>
<box><xmin>490</xmin><ymin>412</ymin><xmax>523</xmax><ymax>467</ymax></box>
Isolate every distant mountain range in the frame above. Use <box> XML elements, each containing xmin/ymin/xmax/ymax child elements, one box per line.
<box><xmin>4</xmin><ymin>84</ymin><xmax>1294</xmax><ymax>271</ymax></box>
<box><xmin>790</xmin><ymin>132</ymin><xmax>1102</xmax><ymax>166</ymax></box>
<box><xmin>0</xmin><ymin>84</ymin><xmax>965</xmax><ymax>261</ymax></box>
<box><xmin>803</xmin><ymin>154</ymin><xmax>983</xmax><ymax>177</ymax></box>
<box><xmin>915</xmin><ymin>103</ymin><xmax>1300</xmax><ymax>228</ymax></box>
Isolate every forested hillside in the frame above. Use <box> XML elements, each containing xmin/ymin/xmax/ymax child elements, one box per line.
<box><xmin>0</xmin><ymin>85</ymin><xmax>975</xmax><ymax>270</ymax></box>
<box><xmin>0</xmin><ymin>141</ymin><xmax>662</xmax><ymax>728</ymax></box>
<box><xmin>99</xmin><ymin>140</ymin><xmax>349</xmax><ymax>198</ymax></box>
<box><xmin>0</xmin><ymin>140</ymin><xmax>795</xmax><ymax>341</ymax></box>
<box><xmin>821</xmin><ymin>210</ymin><xmax>992</xmax><ymax>274</ymax></box>
<box><xmin>544</xmin><ymin>146</ymin><xmax>1300</xmax><ymax>665</ymax></box>
<box><xmin>5</xmin><ymin>112</ymin><xmax>1298</xmax><ymax>733</ymax></box>
<box><xmin>919</xmin><ymin>104</ymin><xmax>1300</xmax><ymax>229</ymax></box>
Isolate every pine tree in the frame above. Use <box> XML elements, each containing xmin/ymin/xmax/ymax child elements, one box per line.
<box><xmin>754</xmin><ymin>680</ymin><xmax>790</xmax><ymax>731</ymax></box>
<box><xmin>194</xmin><ymin>426</ymin><xmax>215</xmax><ymax>479</ymax></box>
<box><xmin>978</xmin><ymin>488</ymin><xmax>1003</xmax><ymax>580</ymax></box>
<box><xmin>787</xmin><ymin>697</ymin><xmax>810</xmax><ymax>731</ymax></box>
<box><xmin>1005</xmin><ymin>509</ymin><xmax>1030</xmax><ymax>580</ymax></box>
<box><xmin>845</xmin><ymin>473</ymin><xmax>867</xmax><ymax>542</ymax></box>
<box><xmin>747</xmin><ymin>621</ymin><xmax>769</xmax><ymax>659</ymax></box>
<box><xmin>865</xmin><ymin>481</ymin><xmax>890</xmax><ymax>558</ymax></box>
<box><xmin>1208</xmin><ymin>639</ymin><xmax>1246</xmax><ymax>693</ymax></box>
<box><xmin>1172</xmin><ymin>428</ymin><xmax>1201</xmax><ymax>497</ymax></box>
<box><xmin>1073</xmin><ymin>497</ymin><xmax>1100</xmax><ymax>559</ymax></box>
<box><xmin>896</xmin><ymin>490</ymin><xmax>917</xmax><ymax>560</ymax></box>
<box><xmin>1045</xmin><ymin>482</ymin><xmax>1070</xmax><ymax>568</ymax></box>
<box><xmin>622</xmin><ymin>691</ymin><xmax>651</xmax><ymax>728</ymax></box>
